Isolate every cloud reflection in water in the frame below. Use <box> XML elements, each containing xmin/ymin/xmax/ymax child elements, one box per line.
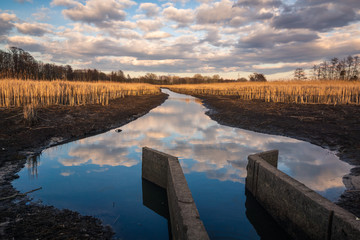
<box><xmin>58</xmin><ymin>89</ymin><xmax>351</xmax><ymax>196</ymax></box>
<box><xmin>13</xmin><ymin>89</ymin><xmax>353</xmax><ymax>239</ymax></box>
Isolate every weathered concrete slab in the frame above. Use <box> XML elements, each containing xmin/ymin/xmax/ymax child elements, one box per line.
<box><xmin>257</xmin><ymin>149</ymin><xmax>278</xmax><ymax>168</ymax></box>
<box><xmin>142</xmin><ymin>147</ymin><xmax>171</xmax><ymax>189</ymax></box>
<box><xmin>331</xmin><ymin>206</ymin><xmax>360</xmax><ymax>240</ymax></box>
<box><xmin>246</xmin><ymin>150</ymin><xmax>360</xmax><ymax>240</ymax></box>
<box><xmin>142</xmin><ymin>147</ymin><xmax>209</xmax><ymax>240</ymax></box>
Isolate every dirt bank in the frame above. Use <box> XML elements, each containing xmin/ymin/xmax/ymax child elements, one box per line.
<box><xmin>0</xmin><ymin>93</ymin><xmax>168</xmax><ymax>239</ymax></box>
<box><xmin>192</xmin><ymin>94</ymin><xmax>360</xmax><ymax>217</ymax></box>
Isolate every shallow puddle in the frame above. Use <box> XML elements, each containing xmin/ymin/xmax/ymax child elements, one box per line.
<box><xmin>13</xmin><ymin>89</ymin><xmax>352</xmax><ymax>239</ymax></box>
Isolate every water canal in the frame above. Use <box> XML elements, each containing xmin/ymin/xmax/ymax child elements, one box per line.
<box><xmin>13</xmin><ymin>89</ymin><xmax>352</xmax><ymax>239</ymax></box>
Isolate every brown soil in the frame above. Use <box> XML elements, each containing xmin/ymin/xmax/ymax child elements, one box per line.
<box><xmin>1</xmin><ymin>90</ymin><xmax>359</xmax><ymax>238</ymax></box>
<box><xmin>0</xmin><ymin>93</ymin><xmax>168</xmax><ymax>239</ymax></box>
<box><xmin>192</xmin><ymin>94</ymin><xmax>360</xmax><ymax>217</ymax></box>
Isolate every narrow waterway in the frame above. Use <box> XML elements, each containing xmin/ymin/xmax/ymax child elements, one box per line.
<box><xmin>13</xmin><ymin>89</ymin><xmax>352</xmax><ymax>239</ymax></box>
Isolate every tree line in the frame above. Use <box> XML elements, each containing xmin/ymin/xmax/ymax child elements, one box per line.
<box><xmin>294</xmin><ymin>55</ymin><xmax>359</xmax><ymax>80</ymax></box>
<box><xmin>133</xmin><ymin>72</ymin><xmax>265</xmax><ymax>84</ymax></box>
<box><xmin>0</xmin><ymin>47</ymin><xmax>267</xmax><ymax>83</ymax></box>
<box><xmin>0</xmin><ymin>47</ymin><xmax>123</xmax><ymax>82</ymax></box>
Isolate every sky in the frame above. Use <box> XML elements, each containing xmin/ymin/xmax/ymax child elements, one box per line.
<box><xmin>0</xmin><ymin>0</ymin><xmax>360</xmax><ymax>79</ymax></box>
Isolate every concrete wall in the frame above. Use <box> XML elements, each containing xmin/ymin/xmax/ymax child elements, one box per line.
<box><xmin>246</xmin><ymin>150</ymin><xmax>360</xmax><ymax>240</ymax></box>
<box><xmin>142</xmin><ymin>147</ymin><xmax>171</xmax><ymax>189</ymax></box>
<box><xmin>142</xmin><ymin>147</ymin><xmax>209</xmax><ymax>240</ymax></box>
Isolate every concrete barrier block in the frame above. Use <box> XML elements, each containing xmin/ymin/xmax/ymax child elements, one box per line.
<box><xmin>331</xmin><ymin>205</ymin><xmax>360</xmax><ymax>240</ymax></box>
<box><xmin>246</xmin><ymin>150</ymin><xmax>360</xmax><ymax>240</ymax></box>
<box><xmin>256</xmin><ymin>160</ymin><xmax>332</xmax><ymax>240</ymax></box>
<box><xmin>177</xmin><ymin>202</ymin><xmax>209</xmax><ymax>240</ymax></box>
<box><xmin>142</xmin><ymin>147</ymin><xmax>209</xmax><ymax>240</ymax></box>
<box><xmin>167</xmin><ymin>157</ymin><xmax>209</xmax><ymax>240</ymax></box>
<box><xmin>246</xmin><ymin>155</ymin><xmax>260</xmax><ymax>197</ymax></box>
<box><xmin>142</xmin><ymin>147</ymin><xmax>170</xmax><ymax>188</ymax></box>
<box><xmin>257</xmin><ymin>149</ymin><xmax>279</xmax><ymax>168</ymax></box>
<box><xmin>167</xmin><ymin>157</ymin><xmax>194</xmax><ymax>203</ymax></box>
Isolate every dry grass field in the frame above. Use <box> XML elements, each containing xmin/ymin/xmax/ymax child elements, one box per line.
<box><xmin>0</xmin><ymin>79</ymin><xmax>161</xmax><ymax>108</ymax></box>
<box><xmin>167</xmin><ymin>81</ymin><xmax>360</xmax><ymax>105</ymax></box>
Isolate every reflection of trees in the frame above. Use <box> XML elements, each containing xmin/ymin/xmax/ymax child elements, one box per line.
<box><xmin>27</xmin><ymin>154</ymin><xmax>40</xmax><ymax>179</ymax></box>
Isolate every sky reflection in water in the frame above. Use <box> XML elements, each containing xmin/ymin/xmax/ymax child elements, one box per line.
<box><xmin>13</xmin><ymin>89</ymin><xmax>352</xmax><ymax>239</ymax></box>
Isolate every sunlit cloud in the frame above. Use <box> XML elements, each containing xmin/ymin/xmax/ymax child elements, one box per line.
<box><xmin>59</xmin><ymin>144</ymin><xmax>138</xmax><ymax>167</ymax></box>
<box><xmin>146</xmin><ymin>131</ymin><xmax>170</xmax><ymax>139</ymax></box>
<box><xmin>31</xmin><ymin>7</ymin><xmax>51</xmax><ymax>21</ymax></box>
<box><xmin>60</xmin><ymin>171</ymin><xmax>74</xmax><ymax>176</ymax></box>
<box><xmin>138</xmin><ymin>3</ymin><xmax>160</xmax><ymax>18</ymax></box>
<box><xmin>144</xmin><ymin>31</ymin><xmax>172</xmax><ymax>39</ymax></box>
<box><xmin>15</xmin><ymin>22</ymin><xmax>53</xmax><ymax>36</ymax></box>
<box><xmin>2</xmin><ymin>0</ymin><xmax>359</xmax><ymax>78</ymax></box>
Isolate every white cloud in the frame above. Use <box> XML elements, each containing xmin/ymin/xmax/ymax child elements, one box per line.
<box><xmin>68</xmin><ymin>22</ymin><xmax>100</xmax><ymax>33</ymax></box>
<box><xmin>136</xmin><ymin>19</ymin><xmax>163</xmax><ymax>32</ymax></box>
<box><xmin>196</xmin><ymin>0</ymin><xmax>276</xmax><ymax>27</ymax></box>
<box><xmin>0</xmin><ymin>13</ymin><xmax>16</xmax><ymax>35</ymax></box>
<box><xmin>112</xmin><ymin>29</ymin><xmax>141</xmax><ymax>39</ymax></box>
<box><xmin>7</xmin><ymin>35</ymin><xmax>44</xmax><ymax>51</ymax></box>
<box><xmin>146</xmin><ymin>131</ymin><xmax>170</xmax><ymax>139</ymax></box>
<box><xmin>52</xmin><ymin>0</ymin><xmax>137</xmax><ymax>26</ymax></box>
<box><xmin>162</xmin><ymin>2</ymin><xmax>174</xmax><ymax>8</ymax></box>
<box><xmin>168</xmin><ymin>0</ymin><xmax>189</xmax><ymax>4</ymax></box>
<box><xmin>163</xmin><ymin>6</ymin><xmax>194</xmax><ymax>27</ymax></box>
<box><xmin>50</xmin><ymin>0</ymin><xmax>80</xmax><ymax>7</ymax></box>
<box><xmin>15</xmin><ymin>22</ymin><xmax>53</xmax><ymax>36</ymax></box>
<box><xmin>112</xmin><ymin>20</ymin><xmax>137</xmax><ymax>29</ymax></box>
<box><xmin>60</xmin><ymin>144</ymin><xmax>138</xmax><ymax>167</ymax></box>
<box><xmin>0</xmin><ymin>13</ymin><xmax>17</xmax><ymax>22</ymax></box>
<box><xmin>144</xmin><ymin>31</ymin><xmax>171</xmax><ymax>39</ymax></box>
<box><xmin>252</xmin><ymin>62</ymin><xmax>315</xmax><ymax>70</ymax></box>
<box><xmin>139</xmin><ymin>3</ymin><xmax>160</xmax><ymax>17</ymax></box>
<box><xmin>196</xmin><ymin>0</ymin><xmax>237</xmax><ymax>25</ymax></box>
<box><xmin>95</xmin><ymin>56</ymin><xmax>183</xmax><ymax>67</ymax></box>
<box><xmin>60</xmin><ymin>171</ymin><xmax>74</xmax><ymax>176</ymax></box>
<box><xmin>32</xmin><ymin>7</ymin><xmax>51</xmax><ymax>21</ymax></box>
<box><xmin>2</xmin><ymin>0</ymin><xmax>359</xmax><ymax>78</ymax></box>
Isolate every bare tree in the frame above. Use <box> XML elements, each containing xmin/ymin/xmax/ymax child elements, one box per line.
<box><xmin>309</xmin><ymin>55</ymin><xmax>359</xmax><ymax>81</ymax></box>
<box><xmin>249</xmin><ymin>73</ymin><xmax>267</xmax><ymax>82</ymax></box>
<box><xmin>294</xmin><ymin>68</ymin><xmax>306</xmax><ymax>80</ymax></box>
<box><xmin>330</xmin><ymin>57</ymin><xmax>338</xmax><ymax>80</ymax></box>
<box><xmin>346</xmin><ymin>55</ymin><xmax>354</xmax><ymax>79</ymax></box>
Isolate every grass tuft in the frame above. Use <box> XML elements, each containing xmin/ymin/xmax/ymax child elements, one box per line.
<box><xmin>23</xmin><ymin>103</ymin><xmax>38</xmax><ymax>125</ymax></box>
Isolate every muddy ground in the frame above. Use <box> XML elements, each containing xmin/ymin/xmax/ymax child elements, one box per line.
<box><xmin>191</xmin><ymin>94</ymin><xmax>360</xmax><ymax>217</ymax></box>
<box><xmin>1</xmin><ymin>90</ymin><xmax>359</xmax><ymax>239</ymax></box>
<box><xmin>0</xmin><ymin>93</ymin><xmax>168</xmax><ymax>239</ymax></box>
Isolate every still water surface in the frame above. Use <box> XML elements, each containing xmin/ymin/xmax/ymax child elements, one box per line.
<box><xmin>13</xmin><ymin>89</ymin><xmax>352</xmax><ymax>239</ymax></box>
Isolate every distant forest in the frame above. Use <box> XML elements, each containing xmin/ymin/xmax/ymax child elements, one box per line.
<box><xmin>0</xmin><ymin>47</ymin><xmax>125</xmax><ymax>82</ymax></box>
<box><xmin>1</xmin><ymin>47</ymin><xmax>359</xmax><ymax>84</ymax></box>
<box><xmin>311</xmin><ymin>56</ymin><xmax>359</xmax><ymax>80</ymax></box>
<box><xmin>0</xmin><ymin>47</ymin><xmax>237</xmax><ymax>84</ymax></box>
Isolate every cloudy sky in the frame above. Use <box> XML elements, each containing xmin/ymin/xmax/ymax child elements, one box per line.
<box><xmin>1</xmin><ymin>0</ymin><xmax>360</xmax><ymax>79</ymax></box>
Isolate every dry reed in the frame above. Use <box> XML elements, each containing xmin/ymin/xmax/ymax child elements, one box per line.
<box><xmin>167</xmin><ymin>81</ymin><xmax>360</xmax><ymax>105</ymax></box>
<box><xmin>23</xmin><ymin>103</ymin><xmax>38</xmax><ymax>124</ymax></box>
<box><xmin>0</xmin><ymin>79</ymin><xmax>161</xmax><ymax>107</ymax></box>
